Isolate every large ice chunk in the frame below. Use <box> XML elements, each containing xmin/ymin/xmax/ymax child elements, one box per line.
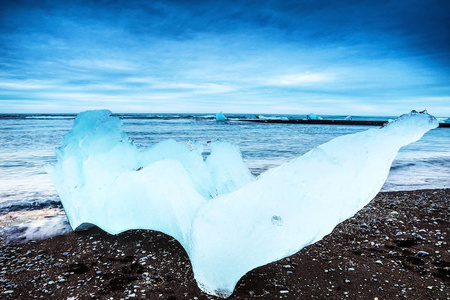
<box><xmin>48</xmin><ymin>110</ymin><xmax>438</xmax><ymax>298</ymax></box>
<box><xmin>190</xmin><ymin>111</ymin><xmax>438</xmax><ymax>296</ymax></box>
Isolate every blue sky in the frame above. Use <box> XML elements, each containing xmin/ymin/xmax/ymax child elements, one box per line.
<box><xmin>1</xmin><ymin>0</ymin><xmax>449</xmax><ymax>115</ymax></box>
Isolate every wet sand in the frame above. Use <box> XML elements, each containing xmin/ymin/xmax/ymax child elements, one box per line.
<box><xmin>0</xmin><ymin>189</ymin><xmax>448</xmax><ymax>299</ymax></box>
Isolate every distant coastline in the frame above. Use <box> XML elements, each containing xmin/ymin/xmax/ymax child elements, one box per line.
<box><xmin>240</xmin><ymin>118</ymin><xmax>450</xmax><ymax>127</ymax></box>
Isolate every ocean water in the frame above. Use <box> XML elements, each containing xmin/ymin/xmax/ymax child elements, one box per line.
<box><xmin>1</xmin><ymin>113</ymin><xmax>449</xmax><ymax>243</ymax></box>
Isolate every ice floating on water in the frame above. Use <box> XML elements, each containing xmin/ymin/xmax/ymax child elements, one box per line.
<box><xmin>307</xmin><ymin>113</ymin><xmax>322</xmax><ymax>120</ymax></box>
<box><xmin>48</xmin><ymin>110</ymin><xmax>438</xmax><ymax>297</ymax></box>
<box><xmin>257</xmin><ymin>115</ymin><xmax>289</xmax><ymax>121</ymax></box>
<box><xmin>215</xmin><ymin>111</ymin><xmax>227</xmax><ymax>121</ymax></box>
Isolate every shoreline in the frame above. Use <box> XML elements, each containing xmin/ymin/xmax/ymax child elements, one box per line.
<box><xmin>238</xmin><ymin>119</ymin><xmax>450</xmax><ymax>128</ymax></box>
<box><xmin>0</xmin><ymin>188</ymin><xmax>448</xmax><ymax>299</ymax></box>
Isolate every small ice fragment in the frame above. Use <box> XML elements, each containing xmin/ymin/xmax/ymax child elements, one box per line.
<box><xmin>307</xmin><ymin>113</ymin><xmax>322</xmax><ymax>120</ymax></box>
<box><xmin>216</xmin><ymin>112</ymin><xmax>227</xmax><ymax>121</ymax></box>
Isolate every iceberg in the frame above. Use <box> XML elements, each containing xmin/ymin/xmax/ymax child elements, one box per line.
<box><xmin>215</xmin><ymin>111</ymin><xmax>227</xmax><ymax>121</ymax></box>
<box><xmin>307</xmin><ymin>113</ymin><xmax>323</xmax><ymax>120</ymax></box>
<box><xmin>48</xmin><ymin>110</ymin><xmax>438</xmax><ymax>298</ymax></box>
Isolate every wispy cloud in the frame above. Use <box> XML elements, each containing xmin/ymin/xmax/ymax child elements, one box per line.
<box><xmin>0</xmin><ymin>80</ymin><xmax>57</xmax><ymax>90</ymax></box>
<box><xmin>65</xmin><ymin>59</ymin><xmax>138</xmax><ymax>72</ymax></box>
<box><xmin>265</xmin><ymin>73</ymin><xmax>334</xmax><ymax>86</ymax></box>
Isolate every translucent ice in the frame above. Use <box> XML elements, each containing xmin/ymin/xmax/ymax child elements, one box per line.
<box><xmin>48</xmin><ymin>110</ymin><xmax>438</xmax><ymax>298</ymax></box>
<box><xmin>216</xmin><ymin>111</ymin><xmax>227</xmax><ymax>121</ymax></box>
<box><xmin>307</xmin><ymin>113</ymin><xmax>322</xmax><ymax>120</ymax></box>
<box><xmin>48</xmin><ymin>110</ymin><xmax>252</xmax><ymax>247</ymax></box>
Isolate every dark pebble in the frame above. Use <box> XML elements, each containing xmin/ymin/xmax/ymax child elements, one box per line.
<box><xmin>416</xmin><ymin>251</ymin><xmax>429</xmax><ymax>257</ymax></box>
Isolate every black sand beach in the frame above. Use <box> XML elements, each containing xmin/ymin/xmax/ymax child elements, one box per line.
<box><xmin>0</xmin><ymin>189</ymin><xmax>448</xmax><ymax>299</ymax></box>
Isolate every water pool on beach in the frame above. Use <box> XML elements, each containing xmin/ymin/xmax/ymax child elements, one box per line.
<box><xmin>0</xmin><ymin>113</ymin><xmax>449</xmax><ymax>242</ymax></box>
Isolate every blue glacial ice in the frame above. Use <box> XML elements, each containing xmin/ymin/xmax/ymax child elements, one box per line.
<box><xmin>47</xmin><ymin>110</ymin><xmax>438</xmax><ymax>297</ymax></box>
<box><xmin>307</xmin><ymin>113</ymin><xmax>322</xmax><ymax>120</ymax></box>
<box><xmin>215</xmin><ymin>111</ymin><xmax>227</xmax><ymax>121</ymax></box>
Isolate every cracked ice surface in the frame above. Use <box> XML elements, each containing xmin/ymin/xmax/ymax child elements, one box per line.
<box><xmin>48</xmin><ymin>110</ymin><xmax>438</xmax><ymax>297</ymax></box>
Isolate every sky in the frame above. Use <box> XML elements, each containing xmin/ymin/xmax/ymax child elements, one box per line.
<box><xmin>1</xmin><ymin>0</ymin><xmax>449</xmax><ymax>115</ymax></box>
